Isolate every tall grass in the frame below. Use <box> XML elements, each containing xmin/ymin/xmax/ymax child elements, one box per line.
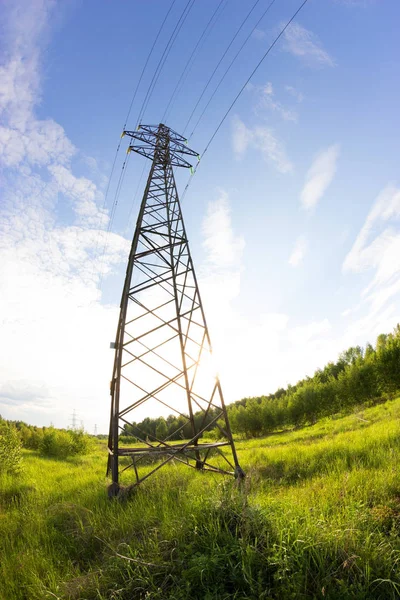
<box><xmin>1</xmin><ymin>398</ymin><xmax>400</xmax><ymax>599</ymax></box>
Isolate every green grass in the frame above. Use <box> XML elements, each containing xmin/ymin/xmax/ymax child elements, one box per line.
<box><xmin>1</xmin><ymin>398</ymin><xmax>400</xmax><ymax>599</ymax></box>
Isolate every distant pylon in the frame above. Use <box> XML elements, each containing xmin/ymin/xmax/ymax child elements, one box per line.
<box><xmin>107</xmin><ymin>124</ymin><xmax>244</xmax><ymax>496</ymax></box>
<box><xmin>70</xmin><ymin>409</ymin><xmax>77</xmax><ymax>430</ymax></box>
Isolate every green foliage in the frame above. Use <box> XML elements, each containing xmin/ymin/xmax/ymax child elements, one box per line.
<box><xmin>119</xmin><ymin>325</ymin><xmax>400</xmax><ymax>443</ymax></box>
<box><xmin>229</xmin><ymin>324</ymin><xmax>400</xmax><ymax>438</ymax></box>
<box><xmin>1</xmin><ymin>398</ymin><xmax>400</xmax><ymax>599</ymax></box>
<box><xmin>0</xmin><ymin>422</ymin><xmax>23</xmax><ymax>474</ymax></box>
<box><xmin>19</xmin><ymin>424</ymin><xmax>44</xmax><ymax>449</ymax></box>
<box><xmin>155</xmin><ymin>417</ymin><xmax>168</xmax><ymax>440</ymax></box>
<box><xmin>119</xmin><ymin>435</ymin><xmax>137</xmax><ymax>445</ymax></box>
<box><xmin>68</xmin><ymin>428</ymin><xmax>92</xmax><ymax>455</ymax></box>
<box><xmin>40</xmin><ymin>427</ymin><xmax>92</xmax><ymax>459</ymax></box>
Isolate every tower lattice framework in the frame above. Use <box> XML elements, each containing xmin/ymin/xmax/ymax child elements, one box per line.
<box><xmin>107</xmin><ymin>124</ymin><xmax>243</xmax><ymax>495</ymax></box>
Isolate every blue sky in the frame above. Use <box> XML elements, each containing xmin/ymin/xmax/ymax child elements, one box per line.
<box><xmin>1</xmin><ymin>0</ymin><xmax>399</xmax><ymax>433</ymax></box>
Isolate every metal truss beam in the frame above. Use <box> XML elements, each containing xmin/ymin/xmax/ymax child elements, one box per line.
<box><xmin>107</xmin><ymin>123</ymin><xmax>243</xmax><ymax>496</ymax></box>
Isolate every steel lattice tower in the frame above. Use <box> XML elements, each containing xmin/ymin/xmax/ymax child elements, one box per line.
<box><xmin>107</xmin><ymin>124</ymin><xmax>243</xmax><ymax>496</ymax></box>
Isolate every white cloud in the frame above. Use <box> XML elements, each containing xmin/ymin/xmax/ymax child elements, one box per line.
<box><xmin>288</xmin><ymin>235</ymin><xmax>308</xmax><ymax>267</ymax></box>
<box><xmin>301</xmin><ymin>144</ymin><xmax>340</xmax><ymax>210</ymax></box>
<box><xmin>49</xmin><ymin>165</ymin><xmax>108</xmax><ymax>227</ymax></box>
<box><xmin>200</xmin><ymin>190</ymin><xmax>244</xmax><ymax>319</ymax></box>
<box><xmin>283</xmin><ymin>22</ymin><xmax>335</xmax><ymax>68</ymax></box>
<box><xmin>285</xmin><ymin>85</ymin><xmax>304</xmax><ymax>103</ymax></box>
<box><xmin>343</xmin><ymin>185</ymin><xmax>400</xmax><ymax>276</ymax></box>
<box><xmin>232</xmin><ymin>116</ymin><xmax>293</xmax><ymax>174</ymax></box>
<box><xmin>202</xmin><ymin>190</ymin><xmax>245</xmax><ymax>269</ymax></box>
<box><xmin>339</xmin><ymin>184</ymin><xmax>400</xmax><ymax>345</ymax></box>
<box><xmin>197</xmin><ymin>194</ymin><xmax>340</xmax><ymax>401</ymax></box>
<box><xmin>197</xmin><ymin>190</ymin><xmax>246</xmax><ymax>394</ymax></box>
<box><xmin>343</xmin><ymin>185</ymin><xmax>400</xmax><ymax>309</ymax></box>
<box><xmin>232</xmin><ymin>116</ymin><xmax>252</xmax><ymax>158</ymax></box>
<box><xmin>253</xmin><ymin>82</ymin><xmax>298</xmax><ymax>122</ymax></box>
<box><xmin>198</xmin><ymin>191</ymin><xmax>399</xmax><ymax>405</ymax></box>
<box><xmin>0</xmin><ymin>0</ymin><xmax>131</xmax><ymax>431</ymax></box>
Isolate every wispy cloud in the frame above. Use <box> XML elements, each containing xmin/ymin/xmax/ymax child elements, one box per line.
<box><xmin>252</xmin><ymin>28</ymin><xmax>266</xmax><ymax>40</ymax></box>
<box><xmin>253</xmin><ymin>82</ymin><xmax>298</xmax><ymax>122</ymax></box>
<box><xmin>202</xmin><ymin>190</ymin><xmax>245</xmax><ymax>270</ymax></box>
<box><xmin>232</xmin><ymin>116</ymin><xmax>293</xmax><ymax>174</ymax></box>
<box><xmin>283</xmin><ymin>23</ymin><xmax>335</xmax><ymax>68</ymax></box>
<box><xmin>343</xmin><ymin>184</ymin><xmax>400</xmax><ymax>298</ymax></box>
<box><xmin>285</xmin><ymin>85</ymin><xmax>304</xmax><ymax>103</ymax></box>
<box><xmin>341</xmin><ymin>184</ymin><xmax>400</xmax><ymax>337</ymax></box>
<box><xmin>301</xmin><ymin>144</ymin><xmax>340</xmax><ymax>210</ymax></box>
<box><xmin>288</xmin><ymin>236</ymin><xmax>308</xmax><ymax>267</ymax></box>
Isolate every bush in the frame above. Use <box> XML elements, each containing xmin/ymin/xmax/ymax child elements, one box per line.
<box><xmin>119</xmin><ymin>435</ymin><xmax>137</xmax><ymax>445</ymax></box>
<box><xmin>40</xmin><ymin>428</ymin><xmax>92</xmax><ymax>459</ymax></box>
<box><xmin>0</xmin><ymin>423</ymin><xmax>23</xmax><ymax>474</ymax></box>
<box><xmin>19</xmin><ymin>425</ymin><xmax>44</xmax><ymax>450</ymax></box>
<box><xmin>68</xmin><ymin>429</ymin><xmax>92</xmax><ymax>455</ymax></box>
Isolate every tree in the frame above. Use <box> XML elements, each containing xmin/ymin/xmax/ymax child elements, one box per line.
<box><xmin>155</xmin><ymin>418</ymin><xmax>168</xmax><ymax>441</ymax></box>
<box><xmin>0</xmin><ymin>423</ymin><xmax>22</xmax><ymax>474</ymax></box>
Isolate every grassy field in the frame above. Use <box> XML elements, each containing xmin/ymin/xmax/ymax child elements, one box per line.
<box><xmin>1</xmin><ymin>398</ymin><xmax>400</xmax><ymax>599</ymax></box>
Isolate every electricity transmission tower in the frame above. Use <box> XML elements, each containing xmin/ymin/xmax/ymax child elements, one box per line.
<box><xmin>70</xmin><ymin>409</ymin><xmax>77</xmax><ymax>430</ymax></box>
<box><xmin>107</xmin><ymin>123</ymin><xmax>243</xmax><ymax>496</ymax></box>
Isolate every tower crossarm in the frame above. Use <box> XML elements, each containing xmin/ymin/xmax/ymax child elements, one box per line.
<box><xmin>123</xmin><ymin>123</ymin><xmax>199</xmax><ymax>169</ymax></box>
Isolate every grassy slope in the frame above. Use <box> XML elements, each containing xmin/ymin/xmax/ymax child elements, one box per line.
<box><xmin>1</xmin><ymin>399</ymin><xmax>400</xmax><ymax>600</ymax></box>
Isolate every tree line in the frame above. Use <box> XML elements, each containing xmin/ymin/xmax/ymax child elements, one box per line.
<box><xmin>227</xmin><ymin>325</ymin><xmax>400</xmax><ymax>437</ymax></box>
<box><xmin>121</xmin><ymin>410</ymin><xmax>220</xmax><ymax>443</ymax></box>
<box><xmin>0</xmin><ymin>419</ymin><xmax>93</xmax><ymax>469</ymax></box>
<box><xmin>121</xmin><ymin>325</ymin><xmax>400</xmax><ymax>441</ymax></box>
<box><xmin>2</xmin><ymin>325</ymin><xmax>399</xmax><ymax>454</ymax></box>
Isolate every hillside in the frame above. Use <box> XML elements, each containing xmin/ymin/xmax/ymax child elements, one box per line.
<box><xmin>1</xmin><ymin>397</ymin><xmax>400</xmax><ymax>599</ymax></box>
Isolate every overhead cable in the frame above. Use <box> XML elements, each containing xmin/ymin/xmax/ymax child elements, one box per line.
<box><xmin>162</xmin><ymin>0</ymin><xmax>228</xmax><ymax>125</ymax></box>
<box><xmin>189</xmin><ymin>0</ymin><xmax>278</xmax><ymax>140</ymax></box>
<box><xmin>181</xmin><ymin>0</ymin><xmax>310</xmax><ymax>203</ymax></box>
<box><xmin>182</xmin><ymin>0</ymin><xmax>263</xmax><ymax>136</ymax></box>
<box><xmin>98</xmin><ymin>152</ymin><xmax>131</xmax><ymax>290</ymax></box>
<box><xmin>92</xmin><ymin>0</ymin><xmax>176</xmax><ymax>283</ymax></box>
<box><xmin>124</xmin><ymin>0</ymin><xmax>178</xmax><ymax>131</ymax></box>
<box><xmin>137</xmin><ymin>0</ymin><xmax>196</xmax><ymax>127</ymax></box>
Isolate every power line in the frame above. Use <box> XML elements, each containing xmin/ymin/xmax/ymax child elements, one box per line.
<box><xmin>124</xmin><ymin>161</ymin><xmax>147</xmax><ymax>236</ymax></box>
<box><xmin>181</xmin><ymin>0</ymin><xmax>309</xmax><ymax>203</ymax></box>
<box><xmin>98</xmin><ymin>0</ymin><xmax>197</xmax><ymax>280</ymax></box>
<box><xmin>189</xmin><ymin>0</ymin><xmax>278</xmax><ymax>140</ymax></box>
<box><xmin>182</xmin><ymin>0</ymin><xmax>263</xmax><ymax>136</ymax></box>
<box><xmin>98</xmin><ymin>0</ymin><xmax>309</xmax><ymax>289</ymax></box>
<box><xmin>161</xmin><ymin>0</ymin><xmax>227</xmax><ymax>125</ymax></box>
<box><xmin>137</xmin><ymin>0</ymin><xmax>196</xmax><ymax>127</ymax></box>
<box><xmin>124</xmin><ymin>0</ymin><xmax>178</xmax><ymax>131</ymax></box>
<box><xmin>98</xmin><ymin>152</ymin><xmax>131</xmax><ymax>290</ymax></box>
<box><xmin>92</xmin><ymin>1</ymin><xmax>177</xmax><ymax>284</ymax></box>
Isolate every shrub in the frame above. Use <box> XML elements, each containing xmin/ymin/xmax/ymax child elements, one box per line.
<box><xmin>119</xmin><ymin>435</ymin><xmax>137</xmax><ymax>445</ymax></box>
<box><xmin>0</xmin><ymin>423</ymin><xmax>23</xmax><ymax>474</ymax></box>
<box><xmin>19</xmin><ymin>425</ymin><xmax>44</xmax><ymax>450</ymax></box>
<box><xmin>68</xmin><ymin>429</ymin><xmax>92</xmax><ymax>455</ymax></box>
<box><xmin>40</xmin><ymin>428</ymin><xmax>92</xmax><ymax>459</ymax></box>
